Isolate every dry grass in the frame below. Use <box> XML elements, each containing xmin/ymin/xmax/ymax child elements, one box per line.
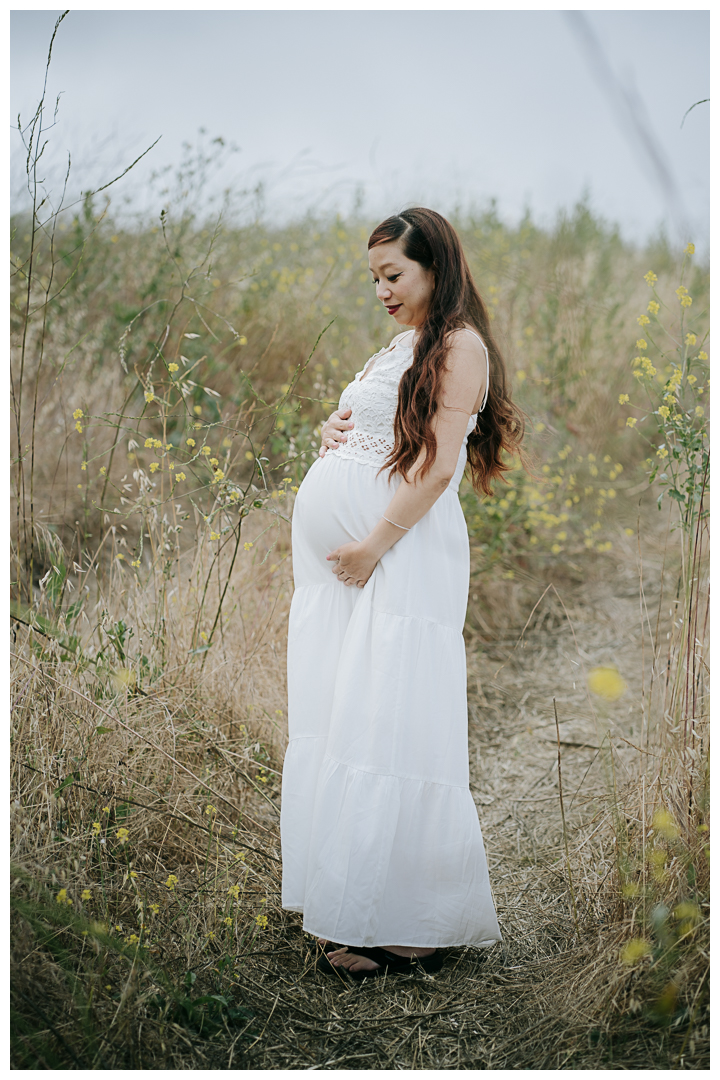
<box><xmin>10</xmin><ymin>497</ymin><xmax>709</xmax><ymax>1070</ymax></box>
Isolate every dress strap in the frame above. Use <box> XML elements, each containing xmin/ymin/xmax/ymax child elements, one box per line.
<box><xmin>450</xmin><ymin>327</ymin><xmax>490</xmax><ymax>414</ymax></box>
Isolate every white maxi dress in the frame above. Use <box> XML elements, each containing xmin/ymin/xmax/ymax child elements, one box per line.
<box><xmin>280</xmin><ymin>328</ymin><xmax>502</xmax><ymax>949</ymax></box>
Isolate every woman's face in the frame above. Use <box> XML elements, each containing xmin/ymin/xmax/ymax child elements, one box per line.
<box><xmin>368</xmin><ymin>240</ymin><xmax>435</xmax><ymax>328</ymax></box>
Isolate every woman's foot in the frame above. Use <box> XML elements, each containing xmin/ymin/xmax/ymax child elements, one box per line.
<box><xmin>326</xmin><ymin>944</ymin><xmax>436</xmax><ymax>974</ymax></box>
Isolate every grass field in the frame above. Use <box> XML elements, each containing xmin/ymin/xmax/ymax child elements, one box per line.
<box><xmin>10</xmin><ymin>99</ymin><xmax>709</xmax><ymax>1067</ymax></box>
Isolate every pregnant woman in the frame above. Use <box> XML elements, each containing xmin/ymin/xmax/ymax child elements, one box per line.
<box><xmin>280</xmin><ymin>207</ymin><xmax>525</xmax><ymax>979</ymax></box>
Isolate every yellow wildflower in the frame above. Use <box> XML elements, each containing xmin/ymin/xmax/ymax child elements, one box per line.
<box><xmin>588</xmin><ymin>666</ymin><xmax>626</xmax><ymax>701</ymax></box>
<box><xmin>144</xmin><ymin>390</ymin><xmax>155</xmax><ymax>403</ymax></box>
<box><xmin>165</xmin><ymin>874</ymin><xmax>178</xmax><ymax>891</ymax></box>
<box><xmin>149</xmin><ymin>462</ymin><xmax>159</xmax><ymax>473</ymax></box>
<box><xmin>56</xmin><ymin>888</ymin><xmax>72</xmax><ymax>906</ymax></box>
<box><xmin>209</xmin><ymin>457</ymin><xmax>219</xmax><ymax>467</ymax></box>
<box><xmin>658</xmin><ymin>406</ymin><xmax>670</xmax><ymax>420</ymax></box>
<box><xmin>698</xmin><ymin>350</ymin><xmax>708</xmax><ymax>361</ymax></box>
<box><xmin>144</xmin><ymin>437</ymin><xmax>154</xmax><ymax>448</ymax></box>
<box><xmin>81</xmin><ymin>889</ymin><xmax>92</xmax><ymax>901</ymax></box>
<box><xmin>695</xmin><ymin>406</ymin><xmax>704</xmax><ymax>417</ymax></box>
<box><xmin>92</xmin><ymin>821</ymin><xmax>101</xmax><ymax>835</ymax></box>
<box><xmin>687</xmin><ymin>374</ymin><xmax>697</xmax><ymax>385</ymax></box>
<box><xmin>210</xmin><ymin>531</ymin><xmax>220</xmax><ymax>540</ymax></box>
<box><xmin>149</xmin><ymin>904</ymin><xmax>160</xmax><ymax>916</ymax></box>
<box><xmin>75</xmin><ymin>421</ymin><xmax>83</xmax><ymax>433</ymax></box>
<box><xmin>676</xmin><ymin>285</ymin><xmax>688</xmax><ymax>297</ymax></box>
<box><xmin>116</xmin><ymin>827</ymin><xmax>129</xmax><ymax>845</ymax></box>
<box><xmin>205</xmin><ymin>804</ymin><xmax>217</xmax><ymax>816</ymax></box>
<box><xmin>618</xmin><ymin>394</ymin><xmax>629</xmax><ymax>405</ymax></box>
<box><xmin>621</xmin><ymin>939</ymin><xmax>652</xmax><ymax>965</ymax></box>
<box><xmin>680</xmin><ymin>295</ymin><xmax>693</xmax><ymax>308</ymax></box>
<box><xmin>228</xmin><ymin>884</ymin><xmax>240</xmax><ymax>899</ymax></box>
<box><xmin>186</xmin><ymin>438</ymin><xmax>196</xmax><ymax>447</ymax></box>
<box><xmin>643</xmin><ymin>271</ymin><xmax>657</xmax><ymax>286</ymax></box>
<box><xmin>685</xmin><ymin>242</ymin><xmax>695</xmax><ymax>254</ymax></box>
<box><xmin>213</xmin><ymin>469</ymin><xmax>224</xmax><ymax>482</ymax></box>
<box><xmin>685</xmin><ymin>333</ymin><xmax>696</xmax><ymax>346</ymax></box>
<box><xmin>647</xmin><ymin>301</ymin><xmax>659</xmax><ymax>315</ymax></box>
<box><xmin>636</xmin><ymin>339</ymin><xmax>647</xmax><ymax>350</ymax></box>
<box><xmin>194</xmin><ymin>405</ymin><xmax>202</xmax><ymax>415</ymax></box>
<box><xmin>168</xmin><ymin>363</ymin><xmax>179</xmax><ymax>373</ymax></box>
<box><xmin>102</xmin><ymin>806</ymin><xmax>110</xmax><ymax>814</ymax></box>
<box><xmin>224</xmin><ymin>916</ymin><xmax>233</xmax><ymax>926</ymax></box>
<box><xmin>255</xmin><ymin>914</ymin><xmax>268</xmax><ymax>930</ymax></box>
<box><xmin>653</xmin><ymin>807</ymin><xmax>679</xmax><ymax>840</ymax></box>
<box><xmin>637</xmin><ymin>315</ymin><xmax>650</xmax><ymax>326</ymax></box>
<box><xmin>657</xmin><ymin>447</ymin><xmax>668</xmax><ymax>459</ymax></box>
<box><xmin>201</xmin><ymin>445</ymin><xmax>211</xmax><ymax>456</ymax></box>
<box><xmin>239</xmin><ymin>335</ymin><xmax>247</xmax><ymax>345</ymax></box>
<box><xmin>73</xmin><ymin>408</ymin><xmax>83</xmax><ymax>420</ymax></box>
<box><xmin>244</xmin><ymin>541</ymin><xmax>253</xmax><ymax>551</ymax></box>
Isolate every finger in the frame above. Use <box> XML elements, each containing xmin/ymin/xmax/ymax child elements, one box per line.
<box><xmin>339</xmin><ymin>407</ymin><xmax>352</xmax><ymax>417</ymax></box>
<box><xmin>319</xmin><ymin>447</ymin><xmax>326</xmax><ymax>457</ymax></box>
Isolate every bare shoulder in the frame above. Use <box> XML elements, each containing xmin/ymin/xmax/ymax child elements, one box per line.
<box><xmin>440</xmin><ymin>326</ymin><xmax>487</xmax><ymax>411</ymax></box>
<box><xmin>444</xmin><ymin>326</ymin><xmax>487</xmax><ymax>377</ymax></box>
<box><xmin>446</xmin><ymin>325</ymin><xmax>487</xmax><ymax>355</ymax></box>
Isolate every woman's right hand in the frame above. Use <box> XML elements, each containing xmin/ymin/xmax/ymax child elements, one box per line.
<box><xmin>319</xmin><ymin>407</ymin><xmax>354</xmax><ymax>458</ymax></box>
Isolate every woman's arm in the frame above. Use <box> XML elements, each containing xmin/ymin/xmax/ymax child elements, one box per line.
<box><xmin>328</xmin><ymin>333</ymin><xmax>486</xmax><ymax>585</ymax></box>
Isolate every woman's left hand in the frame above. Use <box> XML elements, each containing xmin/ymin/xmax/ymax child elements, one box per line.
<box><xmin>326</xmin><ymin>540</ymin><xmax>379</xmax><ymax>588</ymax></box>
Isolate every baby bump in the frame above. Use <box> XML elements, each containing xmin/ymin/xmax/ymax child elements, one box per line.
<box><xmin>291</xmin><ymin>455</ymin><xmax>398</xmax><ymax>588</ymax></box>
<box><xmin>291</xmin><ymin>455</ymin><xmax>470</xmax><ymax>629</ymax></box>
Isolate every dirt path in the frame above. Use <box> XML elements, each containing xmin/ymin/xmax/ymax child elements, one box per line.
<box><xmin>219</xmin><ymin>561</ymin><xmax>698</xmax><ymax>1070</ymax></box>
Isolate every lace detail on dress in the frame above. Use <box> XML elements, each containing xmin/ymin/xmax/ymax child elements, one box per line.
<box><xmin>326</xmin><ymin>330</ymin><xmax>482</xmax><ymax>491</ymax></box>
<box><xmin>329</xmin><ymin>337</ymin><xmax>416</xmax><ymax>468</ymax></box>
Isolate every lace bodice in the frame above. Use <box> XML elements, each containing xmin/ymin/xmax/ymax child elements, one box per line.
<box><xmin>326</xmin><ymin>329</ymin><xmax>487</xmax><ymax>493</ymax></box>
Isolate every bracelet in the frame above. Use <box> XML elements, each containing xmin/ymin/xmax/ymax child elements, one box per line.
<box><xmin>382</xmin><ymin>515</ymin><xmax>411</xmax><ymax>532</ymax></box>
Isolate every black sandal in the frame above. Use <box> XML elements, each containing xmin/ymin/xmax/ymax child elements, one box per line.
<box><xmin>318</xmin><ymin>945</ymin><xmax>443</xmax><ymax>980</ymax></box>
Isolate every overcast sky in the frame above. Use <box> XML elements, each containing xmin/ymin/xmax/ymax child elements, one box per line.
<box><xmin>10</xmin><ymin>7</ymin><xmax>710</xmax><ymax>249</ymax></box>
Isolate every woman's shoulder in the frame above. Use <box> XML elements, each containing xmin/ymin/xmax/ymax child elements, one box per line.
<box><xmin>447</xmin><ymin>325</ymin><xmax>488</xmax><ymax>352</ymax></box>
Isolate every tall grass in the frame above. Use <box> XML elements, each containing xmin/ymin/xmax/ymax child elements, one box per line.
<box><xmin>10</xmin><ymin>15</ymin><xmax>708</xmax><ymax>1068</ymax></box>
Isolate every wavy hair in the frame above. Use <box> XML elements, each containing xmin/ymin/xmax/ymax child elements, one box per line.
<box><xmin>368</xmin><ymin>207</ymin><xmax>525</xmax><ymax>496</ymax></box>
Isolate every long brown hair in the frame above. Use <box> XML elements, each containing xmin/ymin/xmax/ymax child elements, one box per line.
<box><xmin>368</xmin><ymin>207</ymin><xmax>525</xmax><ymax>496</ymax></box>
